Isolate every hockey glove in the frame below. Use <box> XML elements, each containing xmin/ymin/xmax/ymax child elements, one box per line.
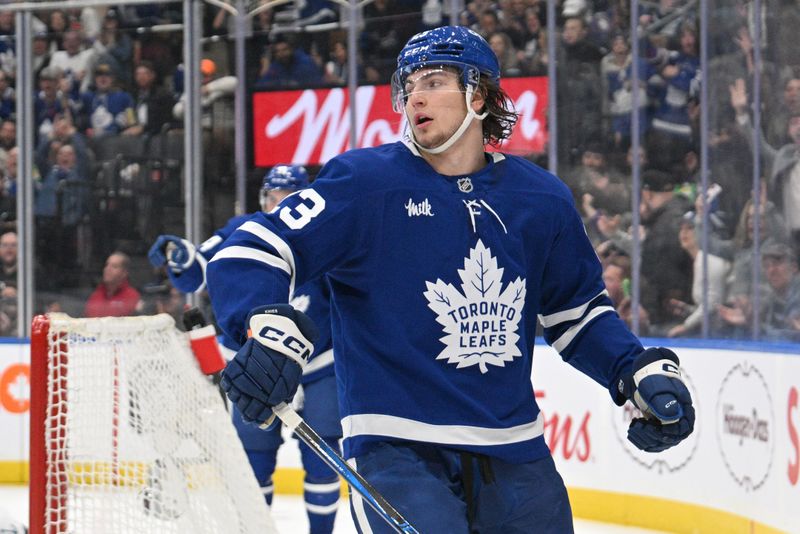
<box><xmin>618</xmin><ymin>347</ymin><xmax>695</xmax><ymax>453</ymax></box>
<box><xmin>147</xmin><ymin>234</ymin><xmax>196</xmax><ymax>273</ymax></box>
<box><xmin>220</xmin><ymin>304</ymin><xmax>318</xmax><ymax>424</ymax></box>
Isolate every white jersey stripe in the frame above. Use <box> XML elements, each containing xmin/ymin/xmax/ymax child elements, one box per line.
<box><xmin>538</xmin><ymin>289</ymin><xmax>609</xmax><ymax>328</ymax></box>
<box><xmin>303</xmin><ymin>349</ymin><xmax>334</xmax><ymax>376</ymax></box>
<box><xmin>348</xmin><ymin>458</ymin><xmax>374</xmax><ymax>534</ymax></box>
<box><xmin>304</xmin><ymin>480</ymin><xmax>341</xmax><ymax>494</ymax></box>
<box><xmin>238</xmin><ymin>220</ymin><xmax>297</xmax><ymax>295</ymax></box>
<box><xmin>305</xmin><ymin>502</ymin><xmax>340</xmax><ymax>515</ymax></box>
<box><xmin>552</xmin><ymin>306</ymin><xmax>616</xmax><ymax>353</ymax></box>
<box><xmin>210</xmin><ymin>246</ymin><xmax>291</xmax><ymax>275</ymax></box>
<box><xmin>341</xmin><ymin>413</ymin><xmax>544</xmax><ymax>446</ymax></box>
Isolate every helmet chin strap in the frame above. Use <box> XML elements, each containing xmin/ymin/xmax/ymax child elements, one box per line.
<box><xmin>407</xmin><ymin>85</ymin><xmax>488</xmax><ymax>155</ymax></box>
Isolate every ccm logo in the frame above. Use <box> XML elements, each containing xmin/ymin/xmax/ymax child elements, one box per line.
<box><xmin>258</xmin><ymin>326</ymin><xmax>310</xmax><ymax>358</ymax></box>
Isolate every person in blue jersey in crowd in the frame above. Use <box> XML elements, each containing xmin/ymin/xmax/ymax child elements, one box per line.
<box><xmin>208</xmin><ymin>26</ymin><xmax>695</xmax><ymax>533</ymax></box>
<box><xmin>148</xmin><ymin>165</ymin><xmax>342</xmax><ymax>534</ymax></box>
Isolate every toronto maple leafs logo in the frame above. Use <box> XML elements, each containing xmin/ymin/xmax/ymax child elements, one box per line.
<box><xmin>423</xmin><ymin>240</ymin><xmax>526</xmax><ymax>374</ymax></box>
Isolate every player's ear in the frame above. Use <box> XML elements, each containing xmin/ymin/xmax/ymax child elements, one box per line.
<box><xmin>470</xmin><ymin>86</ymin><xmax>486</xmax><ymax>114</ymax></box>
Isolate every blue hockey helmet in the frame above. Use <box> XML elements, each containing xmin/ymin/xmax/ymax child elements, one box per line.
<box><xmin>392</xmin><ymin>26</ymin><xmax>500</xmax><ymax>111</ymax></box>
<box><xmin>261</xmin><ymin>164</ymin><xmax>309</xmax><ymax>192</ymax></box>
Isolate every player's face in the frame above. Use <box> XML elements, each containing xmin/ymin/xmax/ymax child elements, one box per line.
<box><xmin>260</xmin><ymin>188</ymin><xmax>293</xmax><ymax>213</ymax></box>
<box><xmin>404</xmin><ymin>68</ymin><xmax>468</xmax><ymax>150</ymax></box>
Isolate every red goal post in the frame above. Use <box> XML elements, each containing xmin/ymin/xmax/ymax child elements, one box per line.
<box><xmin>28</xmin><ymin>313</ymin><xmax>277</xmax><ymax>534</ymax></box>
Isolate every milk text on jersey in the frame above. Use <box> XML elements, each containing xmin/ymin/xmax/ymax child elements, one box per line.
<box><xmin>405</xmin><ymin>197</ymin><xmax>435</xmax><ymax>217</ymax></box>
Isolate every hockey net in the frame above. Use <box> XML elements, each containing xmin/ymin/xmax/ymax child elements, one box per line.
<box><xmin>29</xmin><ymin>313</ymin><xmax>277</xmax><ymax>534</ymax></box>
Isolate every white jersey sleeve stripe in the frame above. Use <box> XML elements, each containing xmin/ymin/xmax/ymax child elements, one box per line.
<box><xmin>194</xmin><ymin>251</ymin><xmax>208</xmax><ymax>293</ymax></box>
<box><xmin>551</xmin><ymin>305</ymin><xmax>616</xmax><ymax>353</ymax></box>
<box><xmin>341</xmin><ymin>413</ymin><xmax>544</xmax><ymax>446</ymax></box>
<box><xmin>303</xmin><ymin>348</ymin><xmax>334</xmax><ymax>376</ymax></box>
<box><xmin>237</xmin><ymin>220</ymin><xmax>297</xmax><ymax>296</ymax></box>
<box><xmin>209</xmin><ymin>246</ymin><xmax>292</xmax><ymax>275</ymax></box>
<box><xmin>538</xmin><ymin>289</ymin><xmax>609</xmax><ymax>327</ymax></box>
<box><xmin>198</xmin><ymin>234</ymin><xmax>223</xmax><ymax>254</ymax></box>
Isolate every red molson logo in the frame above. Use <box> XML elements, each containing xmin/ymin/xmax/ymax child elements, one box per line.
<box><xmin>252</xmin><ymin>77</ymin><xmax>549</xmax><ymax>166</ymax></box>
<box><xmin>535</xmin><ymin>390</ymin><xmax>591</xmax><ymax>461</ymax></box>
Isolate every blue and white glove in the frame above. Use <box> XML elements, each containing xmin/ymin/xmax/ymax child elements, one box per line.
<box><xmin>220</xmin><ymin>304</ymin><xmax>318</xmax><ymax>424</ymax></box>
<box><xmin>147</xmin><ymin>234</ymin><xmax>196</xmax><ymax>274</ymax></box>
<box><xmin>618</xmin><ymin>347</ymin><xmax>695</xmax><ymax>453</ymax></box>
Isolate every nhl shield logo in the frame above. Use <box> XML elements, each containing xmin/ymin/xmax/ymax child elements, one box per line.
<box><xmin>457</xmin><ymin>177</ymin><xmax>473</xmax><ymax>193</ymax></box>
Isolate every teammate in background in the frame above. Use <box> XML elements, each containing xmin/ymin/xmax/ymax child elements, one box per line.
<box><xmin>208</xmin><ymin>27</ymin><xmax>695</xmax><ymax>533</ymax></box>
<box><xmin>148</xmin><ymin>165</ymin><xmax>342</xmax><ymax>534</ymax></box>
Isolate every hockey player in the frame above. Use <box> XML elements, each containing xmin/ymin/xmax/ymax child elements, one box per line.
<box><xmin>208</xmin><ymin>26</ymin><xmax>695</xmax><ymax>533</ymax></box>
<box><xmin>148</xmin><ymin>165</ymin><xmax>342</xmax><ymax>534</ymax></box>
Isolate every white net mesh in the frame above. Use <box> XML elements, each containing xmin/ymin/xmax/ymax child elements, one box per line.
<box><xmin>38</xmin><ymin>313</ymin><xmax>276</xmax><ymax>534</ymax></box>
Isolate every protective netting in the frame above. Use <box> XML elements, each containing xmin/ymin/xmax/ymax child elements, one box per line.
<box><xmin>38</xmin><ymin>313</ymin><xmax>276</xmax><ymax>534</ymax></box>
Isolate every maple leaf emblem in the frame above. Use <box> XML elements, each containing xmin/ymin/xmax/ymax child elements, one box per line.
<box><xmin>423</xmin><ymin>239</ymin><xmax>526</xmax><ymax>374</ymax></box>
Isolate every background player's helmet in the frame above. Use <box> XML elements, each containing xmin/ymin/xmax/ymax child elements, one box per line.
<box><xmin>260</xmin><ymin>164</ymin><xmax>309</xmax><ymax>211</ymax></box>
<box><xmin>261</xmin><ymin>164</ymin><xmax>309</xmax><ymax>192</ymax></box>
<box><xmin>391</xmin><ymin>26</ymin><xmax>500</xmax><ymax>112</ymax></box>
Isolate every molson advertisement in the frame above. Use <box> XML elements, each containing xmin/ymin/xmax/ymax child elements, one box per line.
<box><xmin>252</xmin><ymin>77</ymin><xmax>549</xmax><ymax>167</ymax></box>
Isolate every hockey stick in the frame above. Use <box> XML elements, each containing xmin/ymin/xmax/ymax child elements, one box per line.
<box><xmin>263</xmin><ymin>404</ymin><xmax>420</xmax><ymax>534</ymax></box>
<box><xmin>182</xmin><ymin>308</ymin><xmax>419</xmax><ymax>533</ymax></box>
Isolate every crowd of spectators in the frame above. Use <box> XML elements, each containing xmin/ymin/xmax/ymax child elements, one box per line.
<box><xmin>0</xmin><ymin>0</ymin><xmax>793</xmax><ymax>342</ymax></box>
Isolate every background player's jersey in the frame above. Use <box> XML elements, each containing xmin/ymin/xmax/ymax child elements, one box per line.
<box><xmin>208</xmin><ymin>140</ymin><xmax>643</xmax><ymax>463</ymax></box>
<box><xmin>168</xmin><ymin>213</ymin><xmax>333</xmax><ymax>383</ymax></box>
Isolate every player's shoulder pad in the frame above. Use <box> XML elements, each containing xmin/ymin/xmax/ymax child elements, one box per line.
<box><xmin>500</xmin><ymin>154</ymin><xmax>575</xmax><ymax>202</ymax></box>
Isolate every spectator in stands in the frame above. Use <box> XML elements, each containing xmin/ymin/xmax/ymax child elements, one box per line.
<box><xmin>0</xmin><ymin>147</ymin><xmax>19</xmax><ymax>229</ymax></box>
<box><xmin>124</xmin><ymin>61</ymin><xmax>175</xmax><ymax>137</ymax></box>
<box><xmin>0</xmin><ymin>230</ymin><xmax>17</xmax><ymax>290</ymax></box>
<box><xmin>639</xmin><ymin>168</ymin><xmax>693</xmax><ymax>331</ymax></box>
<box><xmin>601</xmin><ymin>32</ymin><xmax>651</xmax><ymax>156</ymax></box>
<box><xmin>517</xmin><ymin>7</ymin><xmax>544</xmax><ymax>73</ymax></box>
<box><xmin>765</xmin><ymin>74</ymin><xmax>800</xmax><ymax>148</ymax></box>
<box><xmin>35</xmin><ymin>144</ymin><xmax>90</xmax><ymax>288</ymax></box>
<box><xmin>666</xmin><ymin>213</ymin><xmax>731</xmax><ymax>337</ymax></box>
<box><xmin>72</xmin><ymin>62</ymin><xmax>137</xmax><ymax>138</ymax></box>
<box><xmin>731</xmin><ymin>78</ymin><xmax>800</xmax><ymax>250</ymax></box>
<box><xmin>361</xmin><ymin>0</ymin><xmax>417</xmax><ymax>78</ymax></box>
<box><xmin>500</xmin><ymin>0</ymin><xmax>530</xmax><ymax>49</ymax></box>
<box><xmin>602</xmin><ymin>253</ymin><xmax>650</xmax><ymax>334</ymax></box>
<box><xmin>84</xmin><ymin>251</ymin><xmax>142</xmax><ymax>317</ymax></box>
<box><xmin>473</xmin><ymin>9</ymin><xmax>500</xmax><ymax>40</ymax></box>
<box><xmin>173</xmin><ymin>58</ymin><xmax>236</xmax><ymax>123</ymax></box>
<box><xmin>92</xmin><ymin>9</ymin><xmax>134</xmax><ymax>89</ymax></box>
<box><xmin>323</xmin><ymin>39</ymin><xmax>349</xmax><ymax>86</ymax></box>
<box><xmin>49</xmin><ymin>30</ymin><xmax>96</xmax><ymax>93</ymax></box>
<box><xmin>34</xmin><ymin>66</ymin><xmax>69</xmax><ymax>143</ymax></box>
<box><xmin>556</xmin><ymin>15</ymin><xmax>604</xmax><ymax>167</ymax></box>
<box><xmin>0</xmin><ymin>120</ymin><xmax>15</xmax><ymax>175</ymax></box>
<box><xmin>45</xmin><ymin>9</ymin><xmax>69</xmax><ymax>51</ymax></box>
<box><xmin>255</xmin><ymin>35</ymin><xmax>322</xmax><ymax>89</ymax></box>
<box><xmin>488</xmin><ymin>31</ymin><xmax>522</xmax><ymax>77</ymax></box>
<box><xmin>760</xmin><ymin>242</ymin><xmax>800</xmax><ymax>341</ymax></box>
<box><xmin>35</xmin><ymin>114</ymin><xmax>90</xmax><ymax>179</ymax></box>
<box><xmin>716</xmin><ymin>195</ymin><xmax>790</xmax><ymax>338</ymax></box>
<box><xmin>648</xmin><ymin>22</ymin><xmax>700</xmax><ymax>144</ymax></box>
<box><xmin>571</xmin><ymin>143</ymin><xmax>631</xmax><ymax>222</ymax></box>
<box><xmin>0</xmin><ymin>71</ymin><xmax>14</xmax><ymax>121</ymax></box>
<box><xmin>718</xmin><ymin>240</ymin><xmax>800</xmax><ymax>342</ymax></box>
<box><xmin>32</xmin><ymin>31</ymin><xmax>53</xmax><ymax>80</ymax></box>
<box><xmin>0</xmin><ymin>283</ymin><xmax>17</xmax><ymax>336</ymax></box>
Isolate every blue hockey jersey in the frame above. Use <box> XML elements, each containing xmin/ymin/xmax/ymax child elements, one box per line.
<box><xmin>208</xmin><ymin>140</ymin><xmax>643</xmax><ymax>463</ymax></box>
<box><xmin>169</xmin><ymin>213</ymin><xmax>334</xmax><ymax>383</ymax></box>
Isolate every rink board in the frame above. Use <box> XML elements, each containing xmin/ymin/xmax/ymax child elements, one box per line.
<box><xmin>2</xmin><ymin>338</ymin><xmax>798</xmax><ymax>532</ymax></box>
